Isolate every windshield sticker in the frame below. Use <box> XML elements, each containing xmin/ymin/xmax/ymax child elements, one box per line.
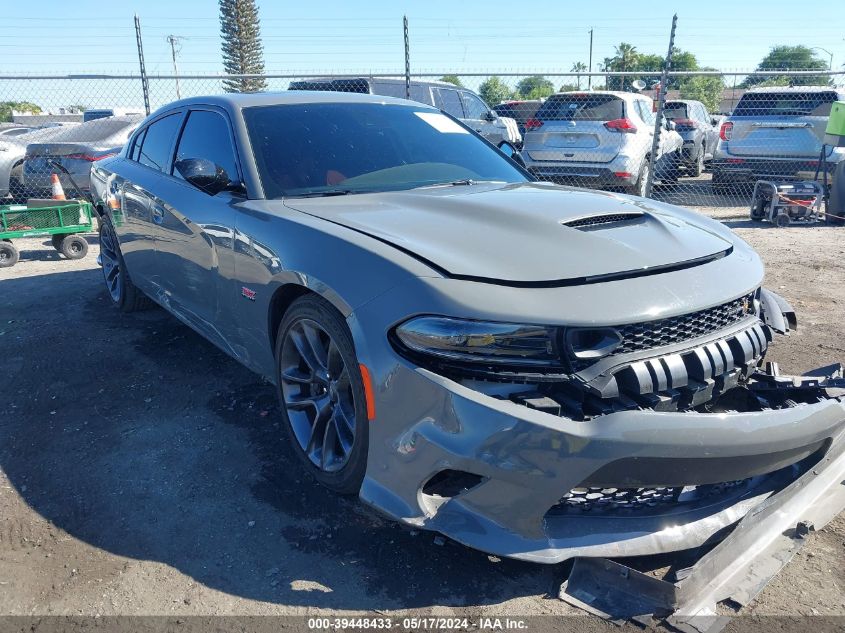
<box><xmin>414</xmin><ymin>112</ymin><xmax>469</xmax><ymax>134</ymax></box>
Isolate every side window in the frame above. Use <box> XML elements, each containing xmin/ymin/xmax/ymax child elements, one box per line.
<box><xmin>129</xmin><ymin>128</ymin><xmax>147</xmax><ymax>161</ymax></box>
<box><xmin>435</xmin><ymin>88</ymin><xmax>464</xmax><ymax>118</ymax></box>
<box><xmin>137</xmin><ymin>113</ymin><xmax>181</xmax><ymax>172</ymax></box>
<box><xmin>636</xmin><ymin>101</ymin><xmax>656</xmax><ymax>125</ymax></box>
<box><xmin>461</xmin><ymin>91</ymin><xmax>490</xmax><ymax>119</ymax></box>
<box><xmin>409</xmin><ymin>84</ymin><xmax>433</xmax><ymax>106</ymax></box>
<box><xmin>174</xmin><ymin>110</ymin><xmax>239</xmax><ymax>183</ymax></box>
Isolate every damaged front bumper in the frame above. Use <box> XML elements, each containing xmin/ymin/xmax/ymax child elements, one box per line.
<box><xmin>359</xmin><ymin>354</ymin><xmax>845</xmax><ymax>565</ymax></box>
<box><xmin>560</xmin><ymin>427</ymin><xmax>845</xmax><ymax>631</ymax></box>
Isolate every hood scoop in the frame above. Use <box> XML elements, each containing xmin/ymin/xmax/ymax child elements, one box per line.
<box><xmin>561</xmin><ymin>212</ymin><xmax>644</xmax><ymax>229</ymax></box>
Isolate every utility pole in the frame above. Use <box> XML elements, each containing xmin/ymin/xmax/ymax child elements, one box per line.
<box><xmin>403</xmin><ymin>15</ymin><xmax>411</xmax><ymax>100</ymax></box>
<box><xmin>167</xmin><ymin>35</ymin><xmax>183</xmax><ymax>99</ymax></box>
<box><xmin>134</xmin><ymin>14</ymin><xmax>150</xmax><ymax>116</ymax></box>
<box><xmin>645</xmin><ymin>14</ymin><xmax>677</xmax><ymax>199</ymax></box>
<box><xmin>587</xmin><ymin>29</ymin><xmax>593</xmax><ymax>90</ymax></box>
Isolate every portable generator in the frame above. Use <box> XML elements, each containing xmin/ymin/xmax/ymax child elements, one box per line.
<box><xmin>749</xmin><ymin>180</ymin><xmax>824</xmax><ymax>227</ymax></box>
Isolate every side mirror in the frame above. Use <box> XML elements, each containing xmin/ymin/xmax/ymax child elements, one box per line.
<box><xmin>484</xmin><ymin>110</ymin><xmax>498</xmax><ymax>122</ymax></box>
<box><xmin>498</xmin><ymin>142</ymin><xmax>525</xmax><ymax>167</ymax></box>
<box><xmin>711</xmin><ymin>117</ymin><xmax>720</xmax><ymax>126</ymax></box>
<box><xmin>174</xmin><ymin>158</ymin><xmax>231</xmax><ymax>196</ymax></box>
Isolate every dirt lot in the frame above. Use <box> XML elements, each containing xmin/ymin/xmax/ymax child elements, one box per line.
<box><xmin>1</xmin><ymin>208</ymin><xmax>844</xmax><ymax>624</ymax></box>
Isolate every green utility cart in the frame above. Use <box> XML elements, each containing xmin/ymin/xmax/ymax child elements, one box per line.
<box><xmin>0</xmin><ymin>199</ymin><xmax>93</xmax><ymax>268</ymax></box>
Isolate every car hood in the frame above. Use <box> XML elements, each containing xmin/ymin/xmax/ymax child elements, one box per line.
<box><xmin>283</xmin><ymin>182</ymin><xmax>734</xmax><ymax>284</ymax></box>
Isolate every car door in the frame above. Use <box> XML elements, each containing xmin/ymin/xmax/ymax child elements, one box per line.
<box><xmin>154</xmin><ymin>107</ymin><xmax>244</xmax><ymax>352</ymax></box>
<box><xmin>460</xmin><ymin>90</ymin><xmax>504</xmax><ymax>145</ymax></box>
<box><xmin>115</xmin><ymin>111</ymin><xmax>184</xmax><ymax>298</ymax></box>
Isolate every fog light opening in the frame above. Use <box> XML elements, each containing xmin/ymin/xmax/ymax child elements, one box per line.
<box><xmin>422</xmin><ymin>469</ymin><xmax>485</xmax><ymax>499</ymax></box>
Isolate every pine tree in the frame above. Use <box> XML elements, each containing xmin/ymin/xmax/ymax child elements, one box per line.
<box><xmin>219</xmin><ymin>0</ymin><xmax>267</xmax><ymax>93</ymax></box>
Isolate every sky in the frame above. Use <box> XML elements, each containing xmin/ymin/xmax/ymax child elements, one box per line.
<box><xmin>1</xmin><ymin>0</ymin><xmax>842</xmax><ymax>109</ymax></box>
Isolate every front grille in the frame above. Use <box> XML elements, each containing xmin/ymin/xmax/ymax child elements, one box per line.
<box><xmin>613</xmin><ymin>293</ymin><xmax>755</xmax><ymax>356</ymax></box>
<box><xmin>547</xmin><ymin>480</ymin><xmax>750</xmax><ymax>517</ymax></box>
<box><xmin>562</xmin><ymin>213</ymin><xmax>643</xmax><ymax>229</ymax></box>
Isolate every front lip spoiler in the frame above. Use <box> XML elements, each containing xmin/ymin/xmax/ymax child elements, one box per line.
<box><xmin>559</xmin><ymin>428</ymin><xmax>845</xmax><ymax>631</ymax></box>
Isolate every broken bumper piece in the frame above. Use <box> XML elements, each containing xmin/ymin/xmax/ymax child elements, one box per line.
<box><xmin>560</xmin><ymin>426</ymin><xmax>845</xmax><ymax>632</ymax></box>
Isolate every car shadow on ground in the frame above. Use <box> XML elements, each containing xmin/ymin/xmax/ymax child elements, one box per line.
<box><xmin>0</xmin><ymin>270</ymin><xmax>562</xmax><ymax>610</ymax></box>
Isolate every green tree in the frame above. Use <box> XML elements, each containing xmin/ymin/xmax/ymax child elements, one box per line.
<box><xmin>516</xmin><ymin>75</ymin><xmax>555</xmax><ymax>99</ymax></box>
<box><xmin>219</xmin><ymin>0</ymin><xmax>267</xmax><ymax>93</ymax></box>
<box><xmin>608</xmin><ymin>42</ymin><xmax>639</xmax><ymax>90</ymax></box>
<box><xmin>478</xmin><ymin>76</ymin><xmax>512</xmax><ymax>106</ymax></box>
<box><xmin>558</xmin><ymin>83</ymin><xmax>580</xmax><ymax>93</ymax></box>
<box><xmin>679</xmin><ymin>72</ymin><xmax>726</xmax><ymax>113</ymax></box>
<box><xmin>570</xmin><ymin>62</ymin><xmax>587</xmax><ymax>89</ymax></box>
<box><xmin>439</xmin><ymin>74</ymin><xmax>464</xmax><ymax>87</ymax></box>
<box><xmin>0</xmin><ymin>101</ymin><xmax>41</xmax><ymax>123</ymax></box>
<box><xmin>741</xmin><ymin>45</ymin><xmax>830</xmax><ymax>87</ymax></box>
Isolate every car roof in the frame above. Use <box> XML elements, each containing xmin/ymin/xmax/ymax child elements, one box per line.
<box><xmin>158</xmin><ymin>91</ymin><xmax>437</xmax><ymax>112</ymax></box>
<box><xmin>745</xmin><ymin>85</ymin><xmax>841</xmax><ymax>94</ymax></box>
<box><xmin>549</xmin><ymin>90</ymin><xmax>648</xmax><ymax>101</ymax></box>
<box><xmin>291</xmin><ymin>77</ymin><xmax>458</xmax><ymax>89</ymax></box>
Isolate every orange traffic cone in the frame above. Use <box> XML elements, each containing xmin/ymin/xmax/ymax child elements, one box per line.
<box><xmin>51</xmin><ymin>174</ymin><xmax>66</xmax><ymax>200</ymax></box>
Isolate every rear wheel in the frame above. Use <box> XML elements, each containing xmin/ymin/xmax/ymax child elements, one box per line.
<box><xmin>0</xmin><ymin>241</ymin><xmax>18</xmax><ymax>268</ymax></box>
<box><xmin>99</xmin><ymin>218</ymin><xmax>152</xmax><ymax>312</ymax></box>
<box><xmin>275</xmin><ymin>295</ymin><xmax>369</xmax><ymax>494</ymax></box>
<box><xmin>59</xmin><ymin>234</ymin><xmax>88</xmax><ymax>260</ymax></box>
<box><xmin>691</xmin><ymin>143</ymin><xmax>705</xmax><ymax>177</ymax></box>
<box><xmin>626</xmin><ymin>162</ymin><xmax>650</xmax><ymax>197</ymax></box>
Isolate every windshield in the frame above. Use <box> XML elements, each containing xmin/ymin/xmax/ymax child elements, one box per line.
<box><xmin>243</xmin><ymin>102</ymin><xmax>526</xmax><ymax>198</ymax></box>
<box><xmin>535</xmin><ymin>94</ymin><xmax>623</xmax><ymax>121</ymax></box>
<box><xmin>733</xmin><ymin>91</ymin><xmax>838</xmax><ymax>117</ymax></box>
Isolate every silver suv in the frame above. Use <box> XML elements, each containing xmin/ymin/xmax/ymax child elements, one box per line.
<box><xmin>711</xmin><ymin>86</ymin><xmax>845</xmax><ymax>192</ymax></box>
<box><xmin>521</xmin><ymin>91</ymin><xmax>683</xmax><ymax>196</ymax></box>
<box><xmin>289</xmin><ymin>77</ymin><xmax>521</xmax><ymax>149</ymax></box>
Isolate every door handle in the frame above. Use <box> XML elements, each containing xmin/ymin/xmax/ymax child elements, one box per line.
<box><xmin>152</xmin><ymin>204</ymin><xmax>165</xmax><ymax>225</ymax></box>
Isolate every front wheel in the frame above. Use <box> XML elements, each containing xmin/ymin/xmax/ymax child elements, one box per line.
<box><xmin>275</xmin><ymin>295</ymin><xmax>369</xmax><ymax>494</ymax></box>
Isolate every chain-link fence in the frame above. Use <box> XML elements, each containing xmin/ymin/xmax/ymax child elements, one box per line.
<box><xmin>1</xmin><ymin>70</ymin><xmax>843</xmax><ymax>215</ymax></box>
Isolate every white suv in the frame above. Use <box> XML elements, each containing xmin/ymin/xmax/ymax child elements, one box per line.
<box><xmin>521</xmin><ymin>91</ymin><xmax>683</xmax><ymax>196</ymax></box>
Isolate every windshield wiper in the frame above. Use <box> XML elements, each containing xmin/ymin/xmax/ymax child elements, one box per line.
<box><xmin>289</xmin><ymin>189</ymin><xmax>354</xmax><ymax>198</ymax></box>
<box><xmin>414</xmin><ymin>179</ymin><xmax>504</xmax><ymax>190</ymax></box>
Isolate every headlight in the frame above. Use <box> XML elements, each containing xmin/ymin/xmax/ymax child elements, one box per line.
<box><xmin>392</xmin><ymin>316</ymin><xmax>562</xmax><ymax>369</ymax></box>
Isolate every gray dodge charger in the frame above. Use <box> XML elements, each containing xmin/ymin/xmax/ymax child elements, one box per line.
<box><xmin>90</xmin><ymin>92</ymin><xmax>845</xmax><ymax>591</ymax></box>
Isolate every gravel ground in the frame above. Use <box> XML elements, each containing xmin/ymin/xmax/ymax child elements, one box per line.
<box><xmin>1</xmin><ymin>207</ymin><xmax>843</xmax><ymax>624</ymax></box>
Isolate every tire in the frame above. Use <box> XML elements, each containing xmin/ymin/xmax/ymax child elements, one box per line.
<box><xmin>0</xmin><ymin>241</ymin><xmax>19</xmax><ymax>268</ymax></box>
<box><xmin>626</xmin><ymin>161</ymin><xmax>650</xmax><ymax>197</ymax></box>
<box><xmin>8</xmin><ymin>163</ymin><xmax>25</xmax><ymax>203</ymax></box>
<box><xmin>99</xmin><ymin>219</ymin><xmax>153</xmax><ymax>312</ymax></box>
<box><xmin>51</xmin><ymin>234</ymin><xmax>64</xmax><ymax>250</ymax></box>
<box><xmin>275</xmin><ymin>295</ymin><xmax>369</xmax><ymax>495</ymax></box>
<box><xmin>775</xmin><ymin>213</ymin><xmax>791</xmax><ymax>228</ymax></box>
<box><xmin>59</xmin><ymin>234</ymin><xmax>88</xmax><ymax>260</ymax></box>
<box><xmin>691</xmin><ymin>143</ymin><xmax>705</xmax><ymax>178</ymax></box>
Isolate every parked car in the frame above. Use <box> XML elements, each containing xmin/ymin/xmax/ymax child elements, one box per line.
<box><xmin>90</xmin><ymin>92</ymin><xmax>845</xmax><ymax>573</ymax></box>
<box><xmin>83</xmin><ymin>108</ymin><xmax>145</xmax><ymax>123</ymax></box>
<box><xmin>492</xmin><ymin>99</ymin><xmax>544</xmax><ymax>137</ymax></box>
<box><xmin>711</xmin><ymin>86</ymin><xmax>845</xmax><ymax>192</ymax></box>
<box><xmin>22</xmin><ymin>115</ymin><xmax>141</xmax><ymax>197</ymax></box>
<box><xmin>521</xmin><ymin>91</ymin><xmax>683</xmax><ymax>196</ymax></box>
<box><xmin>1</xmin><ymin>126</ymin><xmax>79</xmax><ymax>200</ymax></box>
<box><xmin>288</xmin><ymin>77</ymin><xmax>522</xmax><ymax>150</ymax></box>
<box><xmin>0</xmin><ymin>126</ymin><xmax>34</xmax><ymax>138</ymax></box>
<box><xmin>663</xmin><ymin>99</ymin><xmax>720</xmax><ymax>177</ymax></box>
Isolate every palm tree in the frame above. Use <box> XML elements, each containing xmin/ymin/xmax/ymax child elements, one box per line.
<box><xmin>613</xmin><ymin>42</ymin><xmax>639</xmax><ymax>90</ymax></box>
<box><xmin>571</xmin><ymin>62</ymin><xmax>588</xmax><ymax>89</ymax></box>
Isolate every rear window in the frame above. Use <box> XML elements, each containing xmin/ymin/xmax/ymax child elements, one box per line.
<box><xmin>536</xmin><ymin>94</ymin><xmax>623</xmax><ymax>121</ymax></box>
<box><xmin>289</xmin><ymin>79</ymin><xmax>370</xmax><ymax>94</ymax></box>
<box><xmin>33</xmin><ymin>119</ymin><xmax>137</xmax><ymax>143</ymax></box>
<box><xmin>495</xmin><ymin>102</ymin><xmax>541</xmax><ymax>124</ymax></box>
<box><xmin>663</xmin><ymin>102</ymin><xmax>689</xmax><ymax>119</ymax></box>
<box><xmin>733</xmin><ymin>91</ymin><xmax>838</xmax><ymax>117</ymax></box>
